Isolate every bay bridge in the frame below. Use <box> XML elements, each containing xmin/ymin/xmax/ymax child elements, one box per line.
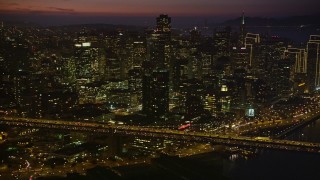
<box><xmin>1</xmin><ymin>113</ymin><xmax>320</xmax><ymax>154</ymax></box>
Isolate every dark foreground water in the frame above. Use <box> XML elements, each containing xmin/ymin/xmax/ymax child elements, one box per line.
<box><xmin>225</xmin><ymin>119</ymin><xmax>320</xmax><ymax>180</ymax></box>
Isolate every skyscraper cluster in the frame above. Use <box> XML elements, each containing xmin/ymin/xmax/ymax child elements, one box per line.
<box><xmin>0</xmin><ymin>13</ymin><xmax>319</xmax><ymax>122</ymax></box>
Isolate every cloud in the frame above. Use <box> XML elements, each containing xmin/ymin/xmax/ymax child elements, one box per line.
<box><xmin>14</xmin><ymin>7</ymin><xmax>45</xmax><ymax>14</ymax></box>
<box><xmin>47</xmin><ymin>7</ymin><xmax>75</xmax><ymax>12</ymax></box>
<box><xmin>0</xmin><ymin>2</ymin><xmax>19</xmax><ymax>6</ymax></box>
<box><xmin>9</xmin><ymin>7</ymin><xmax>76</xmax><ymax>15</ymax></box>
<box><xmin>15</xmin><ymin>7</ymin><xmax>32</xmax><ymax>11</ymax></box>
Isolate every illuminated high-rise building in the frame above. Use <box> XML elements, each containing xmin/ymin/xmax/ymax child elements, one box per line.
<box><xmin>128</xmin><ymin>67</ymin><xmax>143</xmax><ymax>108</ymax></box>
<box><xmin>245</xmin><ymin>33</ymin><xmax>260</xmax><ymax>67</ymax></box>
<box><xmin>128</xmin><ymin>67</ymin><xmax>143</xmax><ymax>92</ymax></box>
<box><xmin>231</xmin><ymin>69</ymin><xmax>246</xmax><ymax>107</ymax></box>
<box><xmin>147</xmin><ymin>14</ymin><xmax>172</xmax><ymax>70</ymax></box>
<box><xmin>271</xmin><ymin>59</ymin><xmax>294</xmax><ymax>96</ymax></box>
<box><xmin>172</xmin><ymin>59</ymin><xmax>188</xmax><ymax>90</ymax></box>
<box><xmin>190</xmin><ymin>27</ymin><xmax>201</xmax><ymax>45</ymax></box>
<box><xmin>106</xmin><ymin>54</ymin><xmax>121</xmax><ymax>79</ymax></box>
<box><xmin>74</xmin><ymin>42</ymin><xmax>101</xmax><ymax>81</ymax></box>
<box><xmin>213</xmin><ymin>27</ymin><xmax>231</xmax><ymax>56</ymax></box>
<box><xmin>201</xmin><ymin>53</ymin><xmax>213</xmax><ymax>77</ymax></box>
<box><xmin>186</xmin><ymin>94</ymin><xmax>204</xmax><ymax>118</ymax></box>
<box><xmin>142</xmin><ymin>69</ymin><xmax>169</xmax><ymax>117</ymax></box>
<box><xmin>204</xmin><ymin>93</ymin><xmax>217</xmax><ymax>117</ymax></box>
<box><xmin>13</xmin><ymin>70</ymin><xmax>30</xmax><ymax>116</ymax></box>
<box><xmin>147</xmin><ymin>33</ymin><xmax>166</xmax><ymax>69</ymax></box>
<box><xmin>239</xmin><ymin>11</ymin><xmax>246</xmax><ymax>47</ymax></box>
<box><xmin>256</xmin><ymin>37</ymin><xmax>287</xmax><ymax>86</ymax></box>
<box><xmin>73</xmin><ymin>29</ymin><xmax>105</xmax><ymax>81</ymax></box>
<box><xmin>283</xmin><ymin>48</ymin><xmax>307</xmax><ymax>74</ymax></box>
<box><xmin>219</xmin><ymin>84</ymin><xmax>231</xmax><ymax>113</ymax></box>
<box><xmin>283</xmin><ymin>47</ymin><xmax>308</xmax><ymax>94</ymax></box>
<box><xmin>156</xmin><ymin>14</ymin><xmax>171</xmax><ymax>34</ymax></box>
<box><xmin>306</xmin><ymin>35</ymin><xmax>320</xmax><ymax>91</ymax></box>
<box><xmin>232</xmin><ymin>47</ymin><xmax>249</xmax><ymax>70</ymax></box>
<box><xmin>128</xmin><ymin>39</ymin><xmax>146</xmax><ymax>68</ymax></box>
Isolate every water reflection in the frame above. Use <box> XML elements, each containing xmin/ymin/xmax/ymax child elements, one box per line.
<box><xmin>225</xmin><ymin>119</ymin><xmax>320</xmax><ymax>180</ymax></box>
<box><xmin>285</xmin><ymin>120</ymin><xmax>320</xmax><ymax>143</ymax></box>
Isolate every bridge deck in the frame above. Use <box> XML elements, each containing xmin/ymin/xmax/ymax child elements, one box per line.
<box><xmin>1</xmin><ymin>116</ymin><xmax>320</xmax><ymax>153</ymax></box>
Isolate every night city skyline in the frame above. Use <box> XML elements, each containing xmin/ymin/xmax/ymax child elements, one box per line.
<box><xmin>1</xmin><ymin>0</ymin><xmax>320</xmax><ymax>26</ymax></box>
<box><xmin>1</xmin><ymin>1</ymin><xmax>320</xmax><ymax>180</ymax></box>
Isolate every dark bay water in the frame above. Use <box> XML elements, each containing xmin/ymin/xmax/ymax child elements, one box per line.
<box><xmin>225</xmin><ymin>119</ymin><xmax>320</xmax><ymax>180</ymax></box>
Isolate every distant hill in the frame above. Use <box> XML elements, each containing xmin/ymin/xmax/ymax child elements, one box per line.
<box><xmin>60</xmin><ymin>23</ymin><xmax>144</xmax><ymax>31</ymax></box>
<box><xmin>1</xmin><ymin>21</ymin><xmax>40</xmax><ymax>27</ymax></box>
<box><xmin>221</xmin><ymin>14</ymin><xmax>320</xmax><ymax>27</ymax></box>
<box><xmin>1</xmin><ymin>21</ymin><xmax>144</xmax><ymax>32</ymax></box>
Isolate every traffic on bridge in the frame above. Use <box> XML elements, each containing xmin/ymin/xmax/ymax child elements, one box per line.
<box><xmin>1</xmin><ymin>116</ymin><xmax>320</xmax><ymax>153</ymax></box>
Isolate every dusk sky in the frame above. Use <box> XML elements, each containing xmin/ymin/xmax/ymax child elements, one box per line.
<box><xmin>0</xmin><ymin>0</ymin><xmax>319</xmax><ymax>25</ymax></box>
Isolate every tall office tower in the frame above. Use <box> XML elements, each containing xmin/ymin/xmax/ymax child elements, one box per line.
<box><xmin>231</xmin><ymin>69</ymin><xmax>246</xmax><ymax>107</ymax></box>
<box><xmin>186</xmin><ymin>94</ymin><xmax>204</xmax><ymax>118</ymax></box>
<box><xmin>74</xmin><ymin>28</ymin><xmax>104</xmax><ymax>81</ymax></box>
<box><xmin>147</xmin><ymin>14</ymin><xmax>172</xmax><ymax>70</ymax></box>
<box><xmin>231</xmin><ymin>47</ymin><xmax>249</xmax><ymax>70</ymax></box>
<box><xmin>201</xmin><ymin>53</ymin><xmax>213</xmax><ymax>77</ymax></box>
<box><xmin>283</xmin><ymin>48</ymin><xmax>308</xmax><ymax>94</ymax></box>
<box><xmin>283</xmin><ymin>48</ymin><xmax>307</xmax><ymax>74</ymax></box>
<box><xmin>0</xmin><ymin>74</ymin><xmax>14</xmax><ymax>107</ymax></box>
<box><xmin>142</xmin><ymin>70</ymin><xmax>169</xmax><ymax>117</ymax></box>
<box><xmin>239</xmin><ymin>11</ymin><xmax>246</xmax><ymax>47</ymax></box>
<box><xmin>13</xmin><ymin>71</ymin><xmax>40</xmax><ymax>117</ymax></box>
<box><xmin>219</xmin><ymin>84</ymin><xmax>231</xmax><ymax>113</ymax></box>
<box><xmin>106</xmin><ymin>52</ymin><xmax>121</xmax><ymax>79</ymax></box>
<box><xmin>147</xmin><ymin>33</ymin><xmax>166</xmax><ymax>69</ymax></box>
<box><xmin>156</xmin><ymin>14</ymin><xmax>171</xmax><ymax>34</ymax></box>
<box><xmin>127</xmin><ymin>39</ymin><xmax>146</xmax><ymax>69</ymax></box>
<box><xmin>190</xmin><ymin>27</ymin><xmax>201</xmax><ymax>45</ymax></box>
<box><xmin>271</xmin><ymin>59</ymin><xmax>294</xmax><ymax>96</ymax></box>
<box><xmin>244</xmin><ymin>76</ymin><xmax>255</xmax><ymax>103</ymax></box>
<box><xmin>213</xmin><ymin>27</ymin><xmax>231</xmax><ymax>56</ymax></box>
<box><xmin>128</xmin><ymin>67</ymin><xmax>143</xmax><ymax>92</ymax></box>
<box><xmin>204</xmin><ymin>92</ymin><xmax>217</xmax><ymax>117</ymax></box>
<box><xmin>252</xmin><ymin>78</ymin><xmax>269</xmax><ymax>103</ymax></box>
<box><xmin>245</xmin><ymin>33</ymin><xmax>260</xmax><ymax>67</ymax></box>
<box><xmin>128</xmin><ymin>67</ymin><xmax>143</xmax><ymax>107</ymax></box>
<box><xmin>61</xmin><ymin>56</ymin><xmax>76</xmax><ymax>83</ymax></box>
<box><xmin>13</xmin><ymin>71</ymin><xmax>30</xmax><ymax>113</ymax></box>
<box><xmin>5</xmin><ymin>39</ymin><xmax>31</xmax><ymax>73</ymax></box>
<box><xmin>74</xmin><ymin>42</ymin><xmax>101</xmax><ymax>81</ymax></box>
<box><xmin>188</xmin><ymin>53</ymin><xmax>202</xmax><ymax>79</ymax></box>
<box><xmin>142</xmin><ymin>73</ymin><xmax>151</xmax><ymax>113</ymax></box>
<box><xmin>306</xmin><ymin>35</ymin><xmax>320</xmax><ymax>92</ymax></box>
<box><xmin>257</xmin><ymin>37</ymin><xmax>287</xmax><ymax>86</ymax></box>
